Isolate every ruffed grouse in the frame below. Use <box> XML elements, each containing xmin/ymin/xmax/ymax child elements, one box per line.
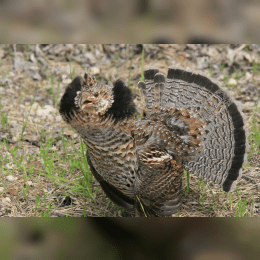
<box><xmin>59</xmin><ymin>66</ymin><xmax>248</xmax><ymax>217</ymax></box>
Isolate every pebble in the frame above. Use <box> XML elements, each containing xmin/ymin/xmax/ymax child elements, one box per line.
<box><xmin>61</xmin><ymin>74</ymin><xmax>71</xmax><ymax>84</ymax></box>
<box><xmin>228</xmin><ymin>78</ymin><xmax>237</xmax><ymax>86</ymax></box>
<box><xmin>6</xmin><ymin>163</ymin><xmax>15</xmax><ymax>170</ymax></box>
<box><xmin>245</xmin><ymin>72</ymin><xmax>252</xmax><ymax>81</ymax></box>
<box><xmin>0</xmin><ymin>187</ymin><xmax>4</xmax><ymax>192</ymax></box>
<box><xmin>27</xmin><ymin>181</ymin><xmax>33</xmax><ymax>186</ymax></box>
<box><xmin>45</xmin><ymin>99</ymin><xmax>54</xmax><ymax>106</ymax></box>
<box><xmin>0</xmin><ymin>78</ymin><xmax>12</xmax><ymax>86</ymax></box>
<box><xmin>13</xmin><ymin>52</ymin><xmax>30</xmax><ymax>71</ymax></box>
<box><xmin>32</xmin><ymin>72</ymin><xmax>42</xmax><ymax>81</ymax></box>
<box><xmin>9</xmin><ymin>71</ymin><xmax>15</xmax><ymax>77</ymax></box>
<box><xmin>62</xmin><ymin>78</ymin><xmax>71</xmax><ymax>84</ymax></box>
<box><xmin>244</xmin><ymin>102</ymin><xmax>255</xmax><ymax>110</ymax></box>
<box><xmin>36</xmin><ymin>105</ymin><xmax>56</xmax><ymax>117</ymax></box>
<box><xmin>91</xmin><ymin>67</ymin><xmax>100</xmax><ymax>75</ymax></box>
<box><xmin>64</xmin><ymin>129</ymin><xmax>74</xmax><ymax>136</ymax></box>
<box><xmin>49</xmin><ymin>146</ymin><xmax>57</xmax><ymax>151</ymax></box>
<box><xmin>61</xmin><ymin>74</ymin><xmax>69</xmax><ymax>81</ymax></box>
<box><xmin>84</xmin><ymin>52</ymin><xmax>97</xmax><ymax>65</ymax></box>
<box><xmin>12</xmin><ymin>136</ymin><xmax>18</xmax><ymax>142</ymax></box>
<box><xmin>5</xmin><ymin>197</ymin><xmax>11</xmax><ymax>202</ymax></box>
<box><xmin>6</xmin><ymin>175</ymin><xmax>17</xmax><ymax>182</ymax></box>
<box><xmin>55</xmin><ymin>115</ymin><xmax>62</xmax><ymax>121</ymax></box>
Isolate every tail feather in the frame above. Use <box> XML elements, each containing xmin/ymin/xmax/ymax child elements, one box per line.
<box><xmin>138</xmin><ymin>66</ymin><xmax>249</xmax><ymax>192</ymax></box>
<box><xmin>154</xmin><ymin>72</ymin><xmax>166</xmax><ymax>107</ymax></box>
<box><xmin>137</xmin><ymin>81</ymin><xmax>148</xmax><ymax>111</ymax></box>
<box><xmin>144</xmin><ymin>66</ymin><xmax>159</xmax><ymax>111</ymax></box>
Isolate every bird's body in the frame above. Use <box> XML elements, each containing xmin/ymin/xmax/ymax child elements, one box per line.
<box><xmin>76</xmin><ymin>115</ymin><xmax>137</xmax><ymax>199</ymax></box>
<box><xmin>59</xmin><ymin>66</ymin><xmax>248</xmax><ymax>216</ymax></box>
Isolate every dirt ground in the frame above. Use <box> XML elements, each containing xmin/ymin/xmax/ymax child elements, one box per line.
<box><xmin>0</xmin><ymin>44</ymin><xmax>259</xmax><ymax>217</ymax></box>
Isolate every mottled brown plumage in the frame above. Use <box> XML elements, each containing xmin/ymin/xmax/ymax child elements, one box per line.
<box><xmin>59</xmin><ymin>67</ymin><xmax>249</xmax><ymax>217</ymax></box>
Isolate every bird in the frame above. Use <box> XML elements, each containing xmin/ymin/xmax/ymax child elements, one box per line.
<box><xmin>59</xmin><ymin>66</ymin><xmax>249</xmax><ymax>217</ymax></box>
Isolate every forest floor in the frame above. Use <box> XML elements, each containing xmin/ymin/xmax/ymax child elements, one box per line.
<box><xmin>0</xmin><ymin>44</ymin><xmax>259</xmax><ymax>217</ymax></box>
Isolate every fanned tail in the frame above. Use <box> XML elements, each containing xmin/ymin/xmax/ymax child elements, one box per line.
<box><xmin>137</xmin><ymin>66</ymin><xmax>249</xmax><ymax>192</ymax></box>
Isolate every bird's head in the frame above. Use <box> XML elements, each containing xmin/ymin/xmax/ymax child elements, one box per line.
<box><xmin>59</xmin><ymin>72</ymin><xmax>137</xmax><ymax>124</ymax></box>
<box><xmin>75</xmin><ymin>73</ymin><xmax>114</xmax><ymax>115</ymax></box>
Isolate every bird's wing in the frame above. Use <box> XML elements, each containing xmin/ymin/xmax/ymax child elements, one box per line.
<box><xmin>135</xmin><ymin>144</ymin><xmax>183</xmax><ymax>216</ymax></box>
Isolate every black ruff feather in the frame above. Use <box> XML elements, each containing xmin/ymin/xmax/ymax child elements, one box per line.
<box><xmin>59</xmin><ymin>76</ymin><xmax>84</xmax><ymax>121</ymax></box>
<box><xmin>106</xmin><ymin>79</ymin><xmax>137</xmax><ymax>123</ymax></box>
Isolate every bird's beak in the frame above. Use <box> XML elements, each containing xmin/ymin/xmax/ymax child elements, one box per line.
<box><xmin>80</xmin><ymin>97</ymin><xmax>94</xmax><ymax>111</ymax></box>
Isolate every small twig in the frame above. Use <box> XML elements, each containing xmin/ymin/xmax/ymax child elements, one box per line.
<box><xmin>28</xmin><ymin>196</ymin><xmax>64</xmax><ymax>201</ymax></box>
<box><xmin>234</xmin><ymin>44</ymin><xmax>246</xmax><ymax>53</ymax></box>
<box><xmin>242</xmin><ymin>175</ymin><xmax>258</xmax><ymax>182</ymax></box>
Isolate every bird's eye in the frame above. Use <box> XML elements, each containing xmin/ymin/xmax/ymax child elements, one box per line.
<box><xmin>94</xmin><ymin>93</ymin><xmax>99</xmax><ymax>97</ymax></box>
